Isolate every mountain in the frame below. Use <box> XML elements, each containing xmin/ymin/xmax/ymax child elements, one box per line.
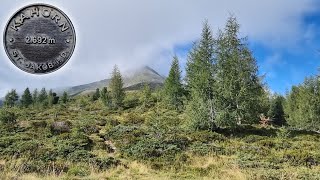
<box><xmin>62</xmin><ymin>66</ymin><xmax>165</xmax><ymax>96</ymax></box>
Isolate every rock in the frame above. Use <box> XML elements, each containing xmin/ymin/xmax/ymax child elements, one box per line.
<box><xmin>51</xmin><ymin>121</ymin><xmax>72</xmax><ymax>134</ymax></box>
<box><xmin>105</xmin><ymin>140</ymin><xmax>117</xmax><ymax>153</ymax></box>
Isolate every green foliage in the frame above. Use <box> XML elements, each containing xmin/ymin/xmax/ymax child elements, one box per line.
<box><xmin>189</xmin><ymin>131</ymin><xmax>227</xmax><ymax>143</ymax></box>
<box><xmin>185</xmin><ymin>21</ymin><xmax>216</xmax><ymax>131</ymax></box>
<box><xmin>0</xmin><ymin>108</ymin><xmax>17</xmax><ymax>125</ymax></box>
<box><xmin>285</xmin><ymin>76</ymin><xmax>320</xmax><ymax>131</ymax></box>
<box><xmin>38</xmin><ymin>88</ymin><xmax>48</xmax><ymax>107</ymax></box>
<box><xmin>188</xmin><ymin>142</ymin><xmax>224</xmax><ymax>156</ymax></box>
<box><xmin>20</xmin><ymin>88</ymin><xmax>33</xmax><ymax>108</ymax></box>
<box><xmin>214</xmin><ymin>16</ymin><xmax>265</xmax><ymax>127</ymax></box>
<box><xmin>77</xmin><ymin>96</ymin><xmax>90</xmax><ymax>109</ymax></box>
<box><xmin>110</xmin><ymin>65</ymin><xmax>125</xmax><ymax>109</ymax></box>
<box><xmin>276</xmin><ymin>127</ymin><xmax>291</xmax><ymax>139</ymax></box>
<box><xmin>48</xmin><ymin>90</ymin><xmax>59</xmax><ymax>106</ymax></box>
<box><xmin>67</xmin><ymin>165</ymin><xmax>90</xmax><ymax>177</ymax></box>
<box><xmin>2</xmin><ymin>16</ymin><xmax>320</xmax><ymax>179</ymax></box>
<box><xmin>32</xmin><ymin>88</ymin><xmax>39</xmax><ymax>105</ymax></box>
<box><xmin>4</xmin><ymin>89</ymin><xmax>19</xmax><ymax>107</ymax></box>
<box><xmin>268</xmin><ymin>94</ymin><xmax>286</xmax><ymax>126</ymax></box>
<box><xmin>93</xmin><ymin>157</ymin><xmax>120</xmax><ymax>170</ymax></box>
<box><xmin>123</xmin><ymin>136</ymin><xmax>188</xmax><ymax>162</ymax></box>
<box><xmin>92</xmin><ymin>88</ymin><xmax>101</xmax><ymax>101</ymax></box>
<box><xmin>140</xmin><ymin>83</ymin><xmax>152</xmax><ymax>109</ymax></box>
<box><xmin>100</xmin><ymin>87</ymin><xmax>112</xmax><ymax>108</ymax></box>
<box><xmin>163</xmin><ymin>56</ymin><xmax>184</xmax><ymax>110</ymax></box>
<box><xmin>186</xmin><ymin>98</ymin><xmax>212</xmax><ymax>130</ymax></box>
<box><xmin>61</xmin><ymin>91</ymin><xmax>69</xmax><ymax>104</ymax></box>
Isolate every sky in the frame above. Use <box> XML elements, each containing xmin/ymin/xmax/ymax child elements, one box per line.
<box><xmin>1</xmin><ymin>0</ymin><xmax>320</xmax><ymax>96</ymax></box>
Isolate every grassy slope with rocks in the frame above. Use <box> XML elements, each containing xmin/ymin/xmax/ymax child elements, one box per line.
<box><xmin>0</xmin><ymin>92</ymin><xmax>320</xmax><ymax>180</ymax></box>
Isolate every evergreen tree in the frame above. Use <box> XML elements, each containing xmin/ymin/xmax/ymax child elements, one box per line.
<box><xmin>268</xmin><ymin>94</ymin><xmax>286</xmax><ymax>126</ymax></box>
<box><xmin>109</xmin><ymin>65</ymin><xmax>125</xmax><ymax>109</ymax></box>
<box><xmin>21</xmin><ymin>88</ymin><xmax>33</xmax><ymax>108</ymax></box>
<box><xmin>185</xmin><ymin>20</ymin><xmax>216</xmax><ymax>130</ymax></box>
<box><xmin>100</xmin><ymin>87</ymin><xmax>107</xmax><ymax>103</ymax></box>
<box><xmin>100</xmin><ymin>87</ymin><xmax>111</xmax><ymax>107</ymax></box>
<box><xmin>48</xmin><ymin>89</ymin><xmax>53</xmax><ymax>106</ymax></box>
<box><xmin>38</xmin><ymin>88</ymin><xmax>47</xmax><ymax>102</ymax></box>
<box><xmin>285</xmin><ymin>76</ymin><xmax>320</xmax><ymax>131</ymax></box>
<box><xmin>163</xmin><ymin>56</ymin><xmax>184</xmax><ymax>110</ymax></box>
<box><xmin>141</xmin><ymin>83</ymin><xmax>152</xmax><ymax>108</ymax></box>
<box><xmin>32</xmin><ymin>88</ymin><xmax>39</xmax><ymax>105</ymax></box>
<box><xmin>61</xmin><ymin>91</ymin><xmax>69</xmax><ymax>104</ymax></box>
<box><xmin>214</xmin><ymin>16</ymin><xmax>265</xmax><ymax>127</ymax></box>
<box><xmin>92</xmin><ymin>88</ymin><xmax>100</xmax><ymax>101</ymax></box>
<box><xmin>4</xmin><ymin>89</ymin><xmax>19</xmax><ymax>107</ymax></box>
<box><xmin>38</xmin><ymin>88</ymin><xmax>48</xmax><ymax>106</ymax></box>
<box><xmin>48</xmin><ymin>90</ymin><xmax>59</xmax><ymax>106</ymax></box>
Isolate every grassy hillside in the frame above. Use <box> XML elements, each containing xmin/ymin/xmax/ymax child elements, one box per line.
<box><xmin>0</xmin><ymin>92</ymin><xmax>320</xmax><ymax>180</ymax></box>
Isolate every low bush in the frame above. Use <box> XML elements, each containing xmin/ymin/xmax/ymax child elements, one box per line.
<box><xmin>122</xmin><ymin>112</ymin><xmax>145</xmax><ymax>125</ymax></box>
<box><xmin>0</xmin><ymin>109</ymin><xmax>17</xmax><ymax>126</ymax></box>
<box><xmin>92</xmin><ymin>157</ymin><xmax>121</xmax><ymax>170</ymax></box>
<box><xmin>189</xmin><ymin>131</ymin><xmax>227</xmax><ymax>143</ymax></box>
<box><xmin>242</xmin><ymin>135</ymin><xmax>265</xmax><ymax>143</ymax></box>
<box><xmin>188</xmin><ymin>142</ymin><xmax>222</xmax><ymax>156</ymax></box>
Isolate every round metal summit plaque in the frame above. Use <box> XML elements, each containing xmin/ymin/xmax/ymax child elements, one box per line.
<box><xmin>3</xmin><ymin>4</ymin><xmax>76</xmax><ymax>74</ymax></box>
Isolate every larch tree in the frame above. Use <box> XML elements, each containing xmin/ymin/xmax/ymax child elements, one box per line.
<box><xmin>100</xmin><ymin>87</ymin><xmax>112</xmax><ymax>107</ymax></box>
<box><xmin>185</xmin><ymin>20</ymin><xmax>216</xmax><ymax>130</ymax></box>
<box><xmin>92</xmin><ymin>88</ymin><xmax>101</xmax><ymax>101</ymax></box>
<box><xmin>109</xmin><ymin>65</ymin><xmax>125</xmax><ymax>109</ymax></box>
<box><xmin>141</xmin><ymin>83</ymin><xmax>152</xmax><ymax>109</ymax></box>
<box><xmin>214</xmin><ymin>16</ymin><xmax>265</xmax><ymax>127</ymax></box>
<box><xmin>163</xmin><ymin>55</ymin><xmax>184</xmax><ymax>110</ymax></box>
<box><xmin>38</xmin><ymin>88</ymin><xmax>48</xmax><ymax>103</ymax></box>
<box><xmin>268</xmin><ymin>94</ymin><xmax>286</xmax><ymax>126</ymax></box>
<box><xmin>4</xmin><ymin>89</ymin><xmax>19</xmax><ymax>107</ymax></box>
<box><xmin>21</xmin><ymin>88</ymin><xmax>33</xmax><ymax>108</ymax></box>
<box><xmin>32</xmin><ymin>88</ymin><xmax>39</xmax><ymax>105</ymax></box>
<box><xmin>61</xmin><ymin>91</ymin><xmax>69</xmax><ymax>104</ymax></box>
<box><xmin>285</xmin><ymin>76</ymin><xmax>320</xmax><ymax>131</ymax></box>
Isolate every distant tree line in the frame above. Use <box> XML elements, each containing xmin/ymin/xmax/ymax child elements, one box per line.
<box><xmin>3</xmin><ymin>88</ymin><xmax>69</xmax><ymax>108</ymax></box>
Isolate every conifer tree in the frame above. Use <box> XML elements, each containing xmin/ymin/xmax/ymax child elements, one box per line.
<box><xmin>48</xmin><ymin>90</ymin><xmax>59</xmax><ymax>106</ymax></box>
<box><xmin>163</xmin><ymin>56</ymin><xmax>184</xmax><ymax>110</ymax></box>
<box><xmin>61</xmin><ymin>91</ymin><xmax>69</xmax><ymax>104</ymax></box>
<box><xmin>141</xmin><ymin>83</ymin><xmax>152</xmax><ymax>108</ymax></box>
<box><xmin>185</xmin><ymin>21</ymin><xmax>216</xmax><ymax>130</ymax></box>
<box><xmin>285</xmin><ymin>76</ymin><xmax>320</xmax><ymax>131</ymax></box>
<box><xmin>38</xmin><ymin>88</ymin><xmax>48</xmax><ymax>107</ymax></box>
<box><xmin>21</xmin><ymin>88</ymin><xmax>33</xmax><ymax>108</ymax></box>
<box><xmin>32</xmin><ymin>89</ymin><xmax>39</xmax><ymax>105</ymax></box>
<box><xmin>268</xmin><ymin>94</ymin><xmax>286</xmax><ymax>126</ymax></box>
<box><xmin>214</xmin><ymin>16</ymin><xmax>264</xmax><ymax>127</ymax></box>
<box><xmin>48</xmin><ymin>89</ymin><xmax>54</xmax><ymax>106</ymax></box>
<box><xmin>4</xmin><ymin>89</ymin><xmax>19</xmax><ymax>107</ymax></box>
<box><xmin>92</xmin><ymin>88</ymin><xmax>100</xmax><ymax>101</ymax></box>
<box><xmin>100</xmin><ymin>87</ymin><xmax>112</xmax><ymax>108</ymax></box>
<box><xmin>109</xmin><ymin>65</ymin><xmax>125</xmax><ymax>109</ymax></box>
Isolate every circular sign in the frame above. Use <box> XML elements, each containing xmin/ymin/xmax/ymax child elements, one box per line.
<box><xmin>3</xmin><ymin>4</ymin><xmax>76</xmax><ymax>74</ymax></box>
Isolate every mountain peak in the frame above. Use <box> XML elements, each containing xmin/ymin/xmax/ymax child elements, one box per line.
<box><xmin>63</xmin><ymin>65</ymin><xmax>165</xmax><ymax>96</ymax></box>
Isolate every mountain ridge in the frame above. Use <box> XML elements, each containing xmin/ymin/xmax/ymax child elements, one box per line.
<box><xmin>0</xmin><ymin>66</ymin><xmax>165</xmax><ymax>105</ymax></box>
<box><xmin>58</xmin><ymin>66</ymin><xmax>165</xmax><ymax>96</ymax></box>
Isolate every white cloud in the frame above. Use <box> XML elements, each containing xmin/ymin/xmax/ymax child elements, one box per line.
<box><xmin>0</xmin><ymin>0</ymin><xmax>318</xmax><ymax>96</ymax></box>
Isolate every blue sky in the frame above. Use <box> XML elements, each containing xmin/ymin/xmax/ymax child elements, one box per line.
<box><xmin>252</xmin><ymin>12</ymin><xmax>320</xmax><ymax>94</ymax></box>
<box><xmin>0</xmin><ymin>0</ymin><xmax>319</xmax><ymax>96</ymax></box>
